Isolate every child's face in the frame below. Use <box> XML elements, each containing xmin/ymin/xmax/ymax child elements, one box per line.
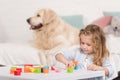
<box><xmin>80</xmin><ymin>34</ymin><xmax>94</xmax><ymax>55</ymax></box>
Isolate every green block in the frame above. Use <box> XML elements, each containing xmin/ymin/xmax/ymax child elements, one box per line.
<box><xmin>34</xmin><ymin>68</ymin><xmax>41</xmax><ymax>73</ymax></box>
<box><xmin>67</xmin><ymin>68</ymin><xmax>74</xmax><ymax>73</ymax></box>
<box><xmin>11</xmin><ymin>66</ymin><xmax>17</xmax><ymax>70</ymax></box>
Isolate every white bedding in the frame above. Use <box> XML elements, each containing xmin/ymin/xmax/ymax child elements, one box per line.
<box><xmin>107</xmin><ymin>35</ymin><xmax>120</xmax><ymax>54</ymax></box>
<box><xmin>0</xmin><ymin>43</ymin><xmax>41</xmax><ymax>65</ymax></box>
<box><xmin>110</xmin><ymin>54</ymin><xmax>120</xmax><ymax>72</ymax></box>
<box><xmin>106</xmin><ymin>35</ymin><xmax>120</xmax><ymax>72</ymax></box>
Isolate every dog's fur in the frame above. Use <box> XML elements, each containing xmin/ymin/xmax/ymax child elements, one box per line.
<box><xmin>27</xmin><ymin>8</ymin><xmax>80</xmax><ymax>66</ymax></box>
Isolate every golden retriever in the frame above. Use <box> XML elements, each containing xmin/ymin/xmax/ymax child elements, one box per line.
<box><xmin>27</xmin><ymin>8</ymin><xmax>80</xmax><ymax>66</ymax></box>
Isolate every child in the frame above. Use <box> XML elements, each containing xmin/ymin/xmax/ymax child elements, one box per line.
<box><xmin>55</xmin><ymin>24</ymin><xmax>114</xmax><ymax>79</ymax></box>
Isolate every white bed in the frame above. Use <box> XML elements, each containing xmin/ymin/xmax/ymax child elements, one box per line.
<box><xmin>107</xmin><ymin>35</ymin><xmax>120</xmax><ymax>72</ymax></box>
<box><xmin>0</xmin><ymin>43</ymin><xmax>41</xmax><ymax>65</ymax></box>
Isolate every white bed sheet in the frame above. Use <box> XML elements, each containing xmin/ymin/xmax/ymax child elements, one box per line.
<box><xmin>106</xmin><ymin>35</ymin><xmax>120</xmax><ymax>72</ymax></box>
<box><xmin>0</xmin><ymin>43</ymin><xmax>41</xmax><ymax>65</ymax></box>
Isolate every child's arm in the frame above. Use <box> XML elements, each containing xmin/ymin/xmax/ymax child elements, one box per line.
<box><xmin>98</xmin><ymin>66</ymin><xmax>109</xmax><ymax>76</ymax></box>
<box><xmin>87</xmin><ymin>64</ymin><xmax>109</xmax><ymax>76</ymax></box>
<box><xmin>55</xmin><ymin>53</ymin><xmax>73</xmax><ymax>68</ymax></box>
<box><xmin>56</xmin><ymin>53</ymin><xmax>69</xmax><ymax>65</ymax></box>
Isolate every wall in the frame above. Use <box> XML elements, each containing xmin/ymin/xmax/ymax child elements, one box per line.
<box><xmin>0</xmin><ymin>0</ymin><xmax>120</xmax><ymax>43</ymax></box>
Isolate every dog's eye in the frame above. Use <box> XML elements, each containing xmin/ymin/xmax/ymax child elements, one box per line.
<box><xmin>37</xmin><ymin>14</ymin><xmax>40</xmax><ymax>17</ymax></box>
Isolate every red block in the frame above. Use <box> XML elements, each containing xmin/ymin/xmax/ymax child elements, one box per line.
<box><xmin>14</xmin><ymin>70</ymin><xmax>21</xmax><ymax>76</ymax></box>
<box><xmin>51</xmin><ymin>66</ymin><xmax>55</xmax><ymax>70</ymax></box>
<box><xmin>16</xmin><ymin>68</ymin><xmax>22</xmax><ymax>72</ymax></box>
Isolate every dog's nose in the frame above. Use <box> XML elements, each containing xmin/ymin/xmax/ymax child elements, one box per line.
<box><xmin>39</xmin><ymin>23</ymin><xmax>43</xmax><ymax>27</ymax></box>
<box><xmin>27</xmin><ymin>18</ymin><xmax>30</xmax><ymax>23</ymax></box>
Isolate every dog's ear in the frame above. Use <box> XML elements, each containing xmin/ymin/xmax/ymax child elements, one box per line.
<box><xmin>43</xmin><ymin>9</ymin><xmax>57</xmax><ymax>24</ymax></box>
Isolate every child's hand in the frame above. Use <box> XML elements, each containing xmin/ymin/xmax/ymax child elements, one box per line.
<box><xmin>87</xmin><ymin>64</ymin><xmax>109</xmax><ymax>76</ymax></box>
<box><xmin>87</xmin><ymin>64</ymin><xmax>100</xmax><ymax>71</ymax></box>
<box><xmin>65</xmin><ymin>61</ymin><xmax>74</xmax><ymax>68</ymax></box>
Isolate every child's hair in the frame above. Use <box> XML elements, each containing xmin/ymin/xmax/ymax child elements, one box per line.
<box><xmin>79</xmin><ymin>24</ymin><xmax>109</xmax><ymax>66</ymax></box>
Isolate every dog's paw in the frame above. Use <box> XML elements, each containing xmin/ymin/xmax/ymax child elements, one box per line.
<box><xmin>39</xmin><ymin>52</ymin><xmax>47</xmax><ymax>65</ymax></box>
<box><xmin>46</xmin><ymin>54</ymin><xmax>56</xmax><ymax>66</ymax></box>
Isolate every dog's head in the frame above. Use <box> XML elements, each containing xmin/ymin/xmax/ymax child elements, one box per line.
<box><xmin>27</xmin><ymin>8</ymin><xmax>57</xmax><ymax>30</ymax></box>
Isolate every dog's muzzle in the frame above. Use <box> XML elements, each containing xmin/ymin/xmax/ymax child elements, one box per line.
<box><xmin>27</xmin><ymin>18</ymin><xmax>43</xmax><ymax>30</ymax></box>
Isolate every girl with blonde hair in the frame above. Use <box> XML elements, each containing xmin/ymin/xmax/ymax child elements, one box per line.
<box><xmin>55</xmin><ymin>24</ymin><xmax>114</xmax><ymax>80</ymax></box>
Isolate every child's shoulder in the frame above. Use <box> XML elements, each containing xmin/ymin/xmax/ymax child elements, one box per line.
<box><xmin>68</xmin><ymin>46</ymin><xmax>81</xmax><ymax>52</ymax></box>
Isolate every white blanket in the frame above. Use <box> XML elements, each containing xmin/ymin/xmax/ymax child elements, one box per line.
<box><xmin>106</xmin><ymin>35</ymin><xmax>120</xmax><ymax>72</ymax></box>
<box><xmin>0</xmin><ymin>43</ymin><xmax>41</xmax><ymax>65</ymax></box>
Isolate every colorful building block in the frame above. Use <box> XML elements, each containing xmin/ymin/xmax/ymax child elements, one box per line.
<box><xmin>34</xmin><ymin>67</ymin><xmax>41</xmax><ymax>73</ymax></box>
<box><xmin>74</xmin><ymin>66</ymin><xmax>79</xmax><ymax>70</ymax></box>
<box><xmin>24</xmin><ymin>64</ymin><xmax>33</xmax><ymax>73</ymax></box>
<box><xmin>43</xmin><ymin>68</ymin><xmax>49</xmax><ymax>73</ymax></box>
<box><xmin>67</xmin><ymin>68</ymin><xmax>74</xmax><ymax>73</ymax></box>
<box><xmin>14</xmin><ymin>70</ymin><xmax>21</xmax><ymax>76</ymax></box>
<box><xmin>10</xmin><ymin>66</ymin><xmax>17</xmax><ymax>74</ymax></box>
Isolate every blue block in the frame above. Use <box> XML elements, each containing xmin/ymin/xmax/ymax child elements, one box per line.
<box><xmin>74</xmin><ymin>66</ymin><xmax>79</xmax><ymax>70</ymax></box>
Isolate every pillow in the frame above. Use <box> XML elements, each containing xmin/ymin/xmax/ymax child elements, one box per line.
<box><xmin>61</xmin><ymin>15</ymin><xmax>84</xmax><ymax>29</ymax></box>
<box><xmin>104</xmin><ymin>12</ymin><xmax>120</xmax><ymax>18</ymax></box>
<box><xmin>92</xmin><ymin>16</ymin><xmax>112</xmax><ymax>28</ymax></box>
